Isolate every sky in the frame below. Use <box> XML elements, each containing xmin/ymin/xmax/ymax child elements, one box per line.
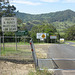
<box><xmin>10</xmin><ymin>0</ymin><xmax>75</xmax><ymax>14</ymax></box>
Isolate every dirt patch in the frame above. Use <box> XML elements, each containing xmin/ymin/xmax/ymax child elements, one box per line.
<box><xmin>35</xmin><ymin>44</ymin><xmax>50</xmax><ymax>58</ymax></box>
<box><xmin>0</xmin><ymin>60</ymin><xmax>35</xmax><ymax>75</ymax></box>
<box><xmin>71</xmin><ymin>45</ymin><xmax>75</xmax><ymax>46</ymax></box>
<box><xmin>0</xmin><ymin>43</ymin><xmax>51</xmax><ymax>75</ymax></box>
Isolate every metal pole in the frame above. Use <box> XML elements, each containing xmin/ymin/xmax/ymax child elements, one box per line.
<box><xmin>15</xmin><ymin>34</ymin><xmax>17</xmax><ymax>50</ymax></box>
<box><xmin>55</xmin><ymin>39</ymin><xmax>56</xmax><ymax>43</ymax></box>
<box><xmin>24</xmin><ymin>36</ymin><xmax>25</xmax><ymax>44</ymax></box>
<box><xmin>3</xmin><ymin>32</ymin><xmax>4</xmax><ymax>51</ymax></box>
<box><xmin>0</xmin><ymin>36</ymin><xmax>1</xmax><ymax>55</ymax></box>
<box><xmin>30</xmin><ymin>39</ymin><xmax>37</xmax><ymax>67</ymax></box>
<box><xmin>51</xmin><ymin>39</ymin><xmax>52</xmax><ymax>43</ymax></box>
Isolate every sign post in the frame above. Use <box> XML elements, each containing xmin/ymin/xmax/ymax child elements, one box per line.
<box><xmin>15</xmin><ymin>34</ymin><xmax>17</xmax><ymax>50</ymax></box>
<box><xmin>0</xmin><ymin>36</ymin><xmax>1</xmax><ymax>55</ymax></box>
<box><xmin>50</xmin><ymin>35</ymin><xmax>57</xmax><ymax>43</ymax></box>
<box><xmin>36</xmin><ymin>33</ymin><xmax>46</xmax><ymax>39</ymax></box>
<box><xmin>36</xmin><ymin>33</ymin><xmax>46</xmax><ymax>43</ymax></box>
<box><xmin>1</xmin><ymin>17</ymin><xmax>17</xmax><ymax>50</ymax></box>
<box><xmin>3</xmin><ymin>32</ymin><xmax>4</xmax><ymax>51</ymax></box>
<box><xmin>15</xmin><ymin>31</ymin><xmax>28</xmax><ymax>36</ymax></box>
<box><xmin>2</xmin><ymin>17</ymin><xmax>17</xmax><ymax>32</ymax></box>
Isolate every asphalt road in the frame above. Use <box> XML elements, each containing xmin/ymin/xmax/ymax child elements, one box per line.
<box><xmin>47</xmin><ymin>43</ymin><xmax>75</xmax><ymax>69</ymax></box>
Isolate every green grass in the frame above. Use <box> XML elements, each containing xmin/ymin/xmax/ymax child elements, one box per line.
<box><xmin>66</xmin><ymin>40</ymin><xmax>75</xmax><ymax>43</ymax></box>
<box><xmin>1</xmin><ymin>47</ymin><xmax>17</xmax><ymax>56</ymax></box>
<box><xmin>28</xmin><ymin>70</ymin><xmax>53</xmax><ymax>75</ymax></box>
<box><xmin>1</xmin><ymin>47</ymin><xmax>31</xmax><ymax>56</ymax></box>
<box><xmin>17</xmin><ymin>42</ymin><xmax>30</xmax><ymax>45</ymax></box>
<box><xmin>2</xmin><ymin>42</ymin><xmax>30</xmax><ymax>45</ymax></box>
<box><xmin>34</xmin><ymin>43</ymin><xmax>50</xmax><ymax>44</ymax></box>
<box><xmin>1</xmin><ymin>47</ymin><xmax>22</xmax><ymax>56</ymax></box>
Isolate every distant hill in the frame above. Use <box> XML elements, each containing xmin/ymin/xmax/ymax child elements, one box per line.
<box><xmin>16</xmin><ymin>9</ymin><xmax>75</xmax><ymax>22</ymax></box>
<box><xmin>15</xmin><ymin>9</ymin><xmax>75</xmax><ymax>31</ymax></box>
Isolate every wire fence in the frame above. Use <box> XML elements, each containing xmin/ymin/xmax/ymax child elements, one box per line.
<box><xmin>0</xmin><ymin>36</ymin><xmax>33</xmax><ymax>60</ymax></box>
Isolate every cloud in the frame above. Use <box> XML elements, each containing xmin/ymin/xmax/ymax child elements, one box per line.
<box><xmin>40</xmin><ymin>0</ymin><xmax>59</xmax><ymax>2</ymax></box>
<box><xmin>63</xmin><ymin>0</ymin><xmax>75</xmax><ymax>3</ymax></box>
<box><xmin>10</xmin><ymin>0</ymin><xmax>42</xmax><ymax>5</ymax></box>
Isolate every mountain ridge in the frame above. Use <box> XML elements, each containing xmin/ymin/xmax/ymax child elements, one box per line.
<box><xmin>16</xmin><ymin>9</ymin><xmax>75</xmax><ymax>31</ymax></box>
<box><xmin>15</xmin><ymin>9</ymin><xmax>75</xmax><ymax>23</ymax></box>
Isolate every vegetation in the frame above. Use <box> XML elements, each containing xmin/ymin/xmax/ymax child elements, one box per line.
<box><xmin>30</xmin><ymin>23</ymin><xmax>57</xmax><ymax>42</ymax></box>
<box><xmin>0</xmin><ymin>1</ymin><xmax>16</xmax><ymax>36</ymax></box>
<box><xmin>0</xmin><ymin>4</ymin><xmax>75</xmax><ymax>41</ymax></box>
<box><xmin>15</xmin><ymin>9</ymin><xmax>75</xmax><ymax>41</ymax></box>
<box><xmin>15</xmin><ymin>9</ymin><xmax>75</xmax><ymax>32</ymax></box>
<box><xmin>65</xmin><ymin>25</ymin><xmax>75</xmax><ymax>40</ymax></box>
<box><xmin>28</xmin><ymin>70</ymin><xmax>52</xmax><ymax>75</ymax></box>
<box><xmin>16</xmin><ymin>9</ymin><xmax>75</xmax><ymax>23</ymax></box>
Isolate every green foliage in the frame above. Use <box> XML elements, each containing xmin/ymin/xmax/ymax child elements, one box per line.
<box><xmin>15</xmin><ymin>9</ymin><xmax>75</xmax><ymax>35</ymax></box>
<box><xmin>0</xmin><ymin>2</ymin><xmax>16</xmax><ymax>18</ymax></box>
<box><xmin>65</xmin><ymin>25</ymin><xmax>75</xmax><ymax>40</ymax></box>
<box><xmin>17</xmin><ymin>18</ymin><xmax>23</xmax><ymax>25</ymax></box>
<box><xmin>52</xmin><ymin>21</ymin><xmax>75</xmax><ymax>32</ymax></box>
<box><xmin>30</xmin><ymin>23</ymin><xmax>57</xmax><ymax>42</ymax></box>
<box><xmin>16</xmin><ymin>9</ymin><xmax>75</xmax><ymax>23</ymax></box>
<box><xmin>0</xmin><ymin>1</ymin><xmax>16</xmax><ymax>36</ymax></box>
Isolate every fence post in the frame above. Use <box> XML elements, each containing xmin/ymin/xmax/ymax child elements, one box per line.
<box><xmin>3</xmin><ymin>32</ymin><xmax>4</xmax><ymax>51</ymax></box>
<box><xmin>15</xmin><ymin>35</ymin><xmax>17</xmax><ymax>50</ymax></box>
<box><xmin>30</xmin><ymin>39</ymin><xmax>38</xmax><ymax>67</ymax></box>
<box><xmin>0</xmin><ymin>36</ymin><xmax>1</xmax><ymax>55</ymax></box>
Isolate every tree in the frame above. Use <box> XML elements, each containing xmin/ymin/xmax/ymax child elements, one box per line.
<box><xmin>17</xmin><ymin>18</ymin><xmax>23</xmax><ymax>25</ymax></box>
<box><xmin>0</xmin><ymin>0</ymin><xmax>16</xmax><ymax>36</ymax></box>
<box><xmin>30</xmin><ymin>23</ymin><xmax>57</xmax><ymax>42</ymax></box>
<box><xmin>0</xmin><ymin>1</ymin><xmax>16</xmax><ymax>18</ymax></box>
<box><xmin>65</xmin><ymin>25</ymin><xmax>75</xmax><ymax>40</ymax></box>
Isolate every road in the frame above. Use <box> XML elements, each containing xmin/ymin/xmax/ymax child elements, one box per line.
<box><xmin>48</xmin><ymin>43</ymin><xmax>75</xmax><ymax>58</ymax></box>
<box><xmin>47</xmin><ymin>42</ymin><xmax>75</xmax><ymax>69</ymax></box>
<box><xmin>38</xmin><ymin>42</ymin><xmax>75</xmax><ymax>75</ymax></box>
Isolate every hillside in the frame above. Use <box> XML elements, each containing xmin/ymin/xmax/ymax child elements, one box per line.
<box><xmin>15</xmin><ymin>9</ymin><xmax>75</xmax><ymax>32</ymax></box>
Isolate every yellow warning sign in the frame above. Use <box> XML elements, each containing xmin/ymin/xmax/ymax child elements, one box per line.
<box><xmin>42</xmin><ymin>34</ymin><xmax>45</xmax><ymax>38</ymax></box>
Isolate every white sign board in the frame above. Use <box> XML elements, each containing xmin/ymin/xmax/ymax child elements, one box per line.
<box><xmin>2</xmin><ymin>17</ymin><xmax>17</xmax><ymax>32</ymax></box>
<box><xmin>37</xmin><ymin>33</ymin><xmax>46</xmax><ymax>39</ymax></box>
<box><xmin>50</xmin><ymin>35</ymin><xmax>57</xmax><ymax>39</ymax></box>
<box><xmin>60</xmin><ymin>38</ymin><xmax>65</xmax><ymax>43</ymax></box>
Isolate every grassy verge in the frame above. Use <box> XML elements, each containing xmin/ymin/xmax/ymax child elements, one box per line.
<box><xmin>68</xmin><ymin>41</ymin><xmax>75</xmax><ymax>43</ymax></box>
<box><xmin>28</xmin><ymin>70</ymin><xmax>53</xmax><ymax>75</ymax></box>
<box><xmin>1</xmin><ymin>47</ymin><xmax>31</xmax><ymax>56</ymax></box>
<box><xmin>34</xmin><ymin>43</ymin><xmax>50</xmax><ymax>45</ymax></box>
<box><xmin>1</xmin><ymin>42</ymin><xmax>50</xmax><ymax>46</ymax></box>
<box><xmin>1</xmin><ymin>42</ymin><xmax>30</xmax><ymax>45</ymax></box>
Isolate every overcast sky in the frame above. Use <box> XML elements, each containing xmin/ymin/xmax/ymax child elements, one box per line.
<box><xmin>10</xmin><ymin>0</ymin><xmax>75</xmax><ymax>14</ymax></box>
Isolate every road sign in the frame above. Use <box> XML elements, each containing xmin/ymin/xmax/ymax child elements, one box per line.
<box><xmin>37</xmin><ymin>33</ymin><xmax>46</xmax><ymax>39</ymax></box>
<box><xmin>50</xmin><ymin>35</ymin><xmax>57</xmax><ymax>39</ymax></box>
<box><xmin>60</xmin><ymin>38</ymin><xmax>65</xmax><ymax>43</ymax></box>
<box><xmin>15</xmin><ymin>30</ymin><xmax>28</xmax><ymax>36</ymax></box>
<box><xmin>2</xmin><ymin>17</ymin><xmax>17</xmax><ymax>32</ymax></box>
<box><xmin>42</xmin><ymin>34</ymin><xmax>45</xmax><ymax>38</ymax></box>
